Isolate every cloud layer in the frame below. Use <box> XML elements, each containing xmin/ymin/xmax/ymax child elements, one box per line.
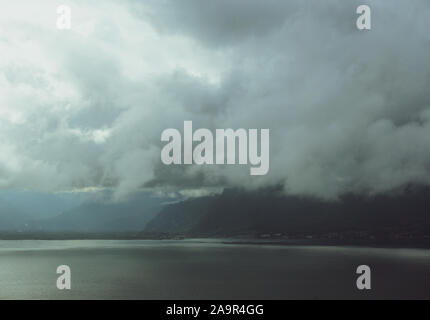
<box><xmin>0</xmin><ymin>0</ymin><xmax>430</xmax><ymax>199</ymax></box>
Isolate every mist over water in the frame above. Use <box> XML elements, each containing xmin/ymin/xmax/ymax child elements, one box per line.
<box><xmin>0</xmin><ymin>240</ymin><xmax>429</xmax><ymax>299</ymax></box>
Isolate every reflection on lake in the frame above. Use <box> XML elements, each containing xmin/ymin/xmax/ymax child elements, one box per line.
<box><xmin>1</xmin><ymin>240</ymin><xmax>429</xmax><ymax>299</ymax></box>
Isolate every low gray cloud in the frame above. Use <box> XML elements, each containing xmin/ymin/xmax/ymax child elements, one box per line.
<box><xmin>0</xmin><ymin>0</ymin><xmax>429</xmax><ymax>199</ymax></box>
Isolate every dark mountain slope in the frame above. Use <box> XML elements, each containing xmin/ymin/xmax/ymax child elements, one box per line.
<box><xmin>144</xmin><ymin>186</ymin><xmax>430</xmax><ymax>237</ymax></box>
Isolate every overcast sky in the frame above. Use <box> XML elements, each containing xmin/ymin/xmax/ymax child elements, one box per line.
<box><xmin>0</xmin><ymin>0</ymin><xmax>429</xmax><ymax>200</ymax></box>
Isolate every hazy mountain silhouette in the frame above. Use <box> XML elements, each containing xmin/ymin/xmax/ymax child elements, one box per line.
<box><xmin>0</xmin><ymin>204</ymin><xmax>28</xmax><ymax>230</ymax></box>
<box><xmin>0</xmin><ymin>191</ymin><xmax>87</xmax><ymax>230</ymax></box>
<box><xmin>29</xmin><ymin>192</ymin><xmax>168</xmax><ymax>232</ymax></box>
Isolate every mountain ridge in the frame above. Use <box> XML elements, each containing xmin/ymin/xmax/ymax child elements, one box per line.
<box><xmin>144</xmin><ymin>185</ymin><xmax>430</xmax><ymax>238</ymax></box>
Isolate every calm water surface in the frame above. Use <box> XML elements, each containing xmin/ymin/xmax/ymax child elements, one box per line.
<box><xmin>0</xmin><ymin>240</ymin><xmax>429</xmax><ymax>299</ymax></box>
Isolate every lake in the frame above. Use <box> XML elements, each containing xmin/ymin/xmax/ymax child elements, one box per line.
<box><xmin>0</xmin><ymin>240</ymin><xmax>429</xmax><ymax>299</ymax></box>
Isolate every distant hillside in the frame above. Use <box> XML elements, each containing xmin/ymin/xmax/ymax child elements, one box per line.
<box><xmin>28</xmin><ymin>192</ymin><xmax>169</xmax><ymax>232</ymax></box>
<box><xmin>145</xmin><ymin>196</ymin><xmax>216</xmax><ymax>234</ymax></box>
<box><xmin>144</xmin><ymin>186</ymin><xmax>430</xmax><ymax>238</ymax></box>
<box><xmin>0</xmin><ymin>203</ymin><xmax>28</xmax><ymax>231</ymax></box>
<box><xmin>0</xmin><ymin>191</ymin><xmax>84</xmax><ymax>220</ymax></box>
<box><xmin>0</xmin><ymin>190</ymin><xmax>85</xmax><ymax>231</ymax></box>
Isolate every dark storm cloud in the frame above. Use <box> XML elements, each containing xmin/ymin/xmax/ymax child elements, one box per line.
<box><xmin>131</xmin><ymin>0</ymin><xmax>301</xmax><ymax>47</ymax></box>
<box><xmin>0</xmin><ymin>0</ymin><xmax>430</xmax><ymax>199</ymax></box>
<box><xmin>132</xmin><ymin>0</ymin><xmax>370</xmax><ymax>48</ymax></box>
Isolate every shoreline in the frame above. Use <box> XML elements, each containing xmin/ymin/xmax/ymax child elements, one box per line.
<box><xmin>1</xmin><ymin>233</ymin><xmax>430</xmax><ymax>250</ymax></box>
